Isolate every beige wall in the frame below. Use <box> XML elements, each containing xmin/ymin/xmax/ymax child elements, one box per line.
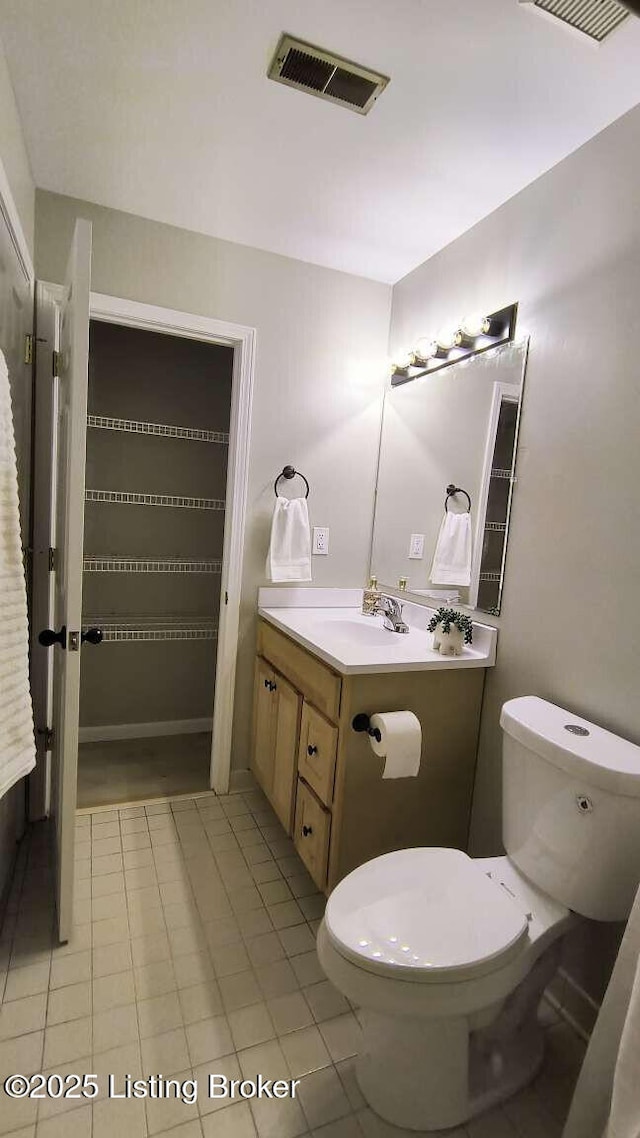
<box><xmin>35</xmin><ymin>190</ymin><xmax>391</xmax><ymax>770</ymax></box>
<box><xmin>390</xmin><ymin>103</ymin><xmax>640</xmax><ymax>999</ymax></box>
<box><xmin>0</xmin><ymin>34</ymin><xmax>34</xmax><ymax>253</ymax></box>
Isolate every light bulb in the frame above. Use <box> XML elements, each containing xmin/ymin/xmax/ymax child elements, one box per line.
<box><xmin>411</xmin><ymin>337</ymin><xmax>435</xmax><ymax>366</ymax></box>
<box><xmin>390</xmin><ymin>349</ymin><xmax>412</xmax><ymax>374</ymax></box>
<box><xmin>460</xmin><ymin>313</ymin><xmax>487</xmax><ymax>338</ymax></box>
<box><xmin>435</xmin><ymin>325</ymin><xmax>457</xmax><ymax>352</ymax></box>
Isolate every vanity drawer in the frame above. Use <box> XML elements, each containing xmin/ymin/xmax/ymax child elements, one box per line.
<box><xmin>298</xmin><ymin>703</ymin><xmax>337</xmax><ymax>807</ymax></box>
<box><xmin>257</xmin><ymin>620</ymin><xmax>341</xmax><ymax>722</ymax></box>
<box><xmin>294</xmin><ymin>779</ymin><xmax>331</xmax><ymax>891</ymax></box>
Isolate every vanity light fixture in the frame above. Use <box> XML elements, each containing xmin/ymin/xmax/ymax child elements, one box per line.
<box><xmin>391</xmin><ymin>302</ymin><xmax>518</xmax><ymax>386</ymax></box>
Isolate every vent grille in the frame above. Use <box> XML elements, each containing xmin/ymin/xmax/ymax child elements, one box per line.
<box><xmin>268</xmin><ymin>34</ymin><xmax>389</xmax><ymax>115</ymax></box>
<box><xmin>521</xmin><ymin>0</ymin><xmax>629</xmax><ymax>41</ymax></box>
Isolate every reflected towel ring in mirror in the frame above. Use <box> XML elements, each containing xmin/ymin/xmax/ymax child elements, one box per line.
<box><xmin>444</xmin><ymin>484</ymin><xmax>471</xmax><ymax>512</ymax></box>
<box><xmin>274</xmin><ymin>465</ymin><xmax>310</xmax><ymax>498</ymax></box>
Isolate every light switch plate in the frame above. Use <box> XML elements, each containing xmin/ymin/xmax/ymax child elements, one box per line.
<box><xmin>313</xmin><ymin>527</ymin><xmax>329</xmax><ymax>555</ymax></box>
<box><xmin>409</xmin><ymin>533</ymin><xmax>425</xmax><ymax>559</ymax></box>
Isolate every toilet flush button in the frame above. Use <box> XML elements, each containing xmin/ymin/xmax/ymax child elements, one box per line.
<box><xmin>565</xmin><ymin>724</ymin><xmax>590</xmax><ymax>736</ymax></box>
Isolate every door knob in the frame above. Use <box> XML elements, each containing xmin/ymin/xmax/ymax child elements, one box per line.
<box><xmin>81</xmin><ymin>627</ymin><xmax>103</xmax><ymax>645</ymax></box>
<box><xmin>38</xmin><ymin>626</ymin><xmax>66</xmax><ymax>649</ymax></box>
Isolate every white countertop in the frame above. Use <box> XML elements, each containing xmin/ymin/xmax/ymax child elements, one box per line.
<box><xmin>257</xmin><ymin>589</ymin><xmax>497</xmax><ymax>675</ymax></box>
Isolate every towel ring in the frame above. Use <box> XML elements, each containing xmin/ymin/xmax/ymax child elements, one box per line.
<box><xmin>444</xmin><ymin>484</ymin><xmax>471</xmax><ymax>512</ymax></box>
<box><xmin>274</xmin><ymin>465</ymin><xmax>310</xmax><ymax>499</ymax></box>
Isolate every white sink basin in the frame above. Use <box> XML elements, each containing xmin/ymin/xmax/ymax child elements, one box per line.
<box><xmin>306</xmin><ymin>616</ymin><xmax>399</xmax><ymax>648</ymax></box>
<box><xmin>257</xmin><ymin>603</ymin><xmax>496</xmax><ymax>675</ymax></box>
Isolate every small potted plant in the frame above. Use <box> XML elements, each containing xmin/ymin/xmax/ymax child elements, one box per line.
<box><xmin>427</xmin><ymin>607</ymin><xmax>473</xmax><ymax>656</ymax></box>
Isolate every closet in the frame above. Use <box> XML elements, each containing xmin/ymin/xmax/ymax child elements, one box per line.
<box><xmin>77</xmin><ymin>320</ymin><xmax>233</xmax><ymax>807</ymax></box>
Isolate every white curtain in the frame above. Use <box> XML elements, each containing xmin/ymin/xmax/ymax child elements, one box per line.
<box><xmin>0</xmin><ymin>348</ymin><xmax>36</xmax><ymax>799</ymax></box>
<box><xmin>563</xmin><ymin>883</ymin><xmax>640</xmax><ymax>1138</ymax></box>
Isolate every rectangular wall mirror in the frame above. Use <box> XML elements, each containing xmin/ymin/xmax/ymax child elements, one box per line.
<box><xmin>370</xmin><ymin>337</ymin><xmax>529</xmax><ymax>615</ymax></box>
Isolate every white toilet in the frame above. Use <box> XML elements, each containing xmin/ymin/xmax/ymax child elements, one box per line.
<box><xmin>317</xmin><ymin>696</ymin><xmax>640</xmax><ymax>1131</ymax></box>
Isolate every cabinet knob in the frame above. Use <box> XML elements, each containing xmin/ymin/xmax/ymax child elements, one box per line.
<box><xmin>302</xmin><ymin>824</ymin><xmax>313</xmax><ymax>837</ymax></box>
<box><xmin>264</xmin><ymin>678</ymin><xmax>270</xmax><ymax>688</ymax></box>
<box><xmin>307</xmin><ymin>744</ymin><xmax>318</xmax><ymax>756</ymax></box>
<box><xmin>270</xmin><ymin>681</ymin><xmax>277</xmax><ymax>692</ymax></box>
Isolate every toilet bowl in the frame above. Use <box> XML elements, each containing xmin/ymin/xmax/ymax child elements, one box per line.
<box><xmin>317</xmin><ymin>697</ymin><xmax>640</xmax><ymax>1131</ymax></box>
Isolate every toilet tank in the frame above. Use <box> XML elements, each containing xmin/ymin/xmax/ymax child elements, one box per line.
<box><xmin>501</xmin><ymin>696</ymin><xmax>640</xmax><ymax>921</ymax></box>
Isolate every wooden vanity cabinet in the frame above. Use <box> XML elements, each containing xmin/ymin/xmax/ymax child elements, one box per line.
<box><xmin>251</xmin><ymin>618</ymin><xmax>485</xmax><ymax>894</ymax></box>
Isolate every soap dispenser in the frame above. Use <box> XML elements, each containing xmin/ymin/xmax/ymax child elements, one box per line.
<box><xmin>362</xmin><ymin>575</ymin><xmax>380</xmax><ymax>615</ymax></box>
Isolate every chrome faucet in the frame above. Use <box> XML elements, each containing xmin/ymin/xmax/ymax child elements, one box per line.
<box><xmin>372</xmin><ymin>594</ymin><xmax>409</xmax><ymax>634</ymax></box>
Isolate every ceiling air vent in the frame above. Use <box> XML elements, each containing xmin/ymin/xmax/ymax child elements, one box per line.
<box><xmin>268</xmin><ymin>34</ymin><xmax>389</xmax><ymax>115</ymax></box>
<box><xmin>519</xmin><ymin>0</ymin><xmax>630</xmax><ymax>41</ymax></box>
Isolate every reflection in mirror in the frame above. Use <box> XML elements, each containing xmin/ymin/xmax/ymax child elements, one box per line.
<box><xmin>370</xmin><ymin>338</ymin><xmax>528</xmax><ymax>615</ymax></box>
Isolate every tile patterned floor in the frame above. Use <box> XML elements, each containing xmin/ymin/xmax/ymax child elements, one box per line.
<box><xmin>0</xmin><ymin>788</ymin><xmax>586</xmax><ymax>1138</ymax></box>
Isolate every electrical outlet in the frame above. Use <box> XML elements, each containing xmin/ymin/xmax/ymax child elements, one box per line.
<box><xmin>409</xmin><ymin>533</ymin><xmax>425</xmax><ymax>559</ymax></box>
<box><xmin>313</xmin><ymin>527</ymin><xmax>329</xmax><ymax>555</ymax></box>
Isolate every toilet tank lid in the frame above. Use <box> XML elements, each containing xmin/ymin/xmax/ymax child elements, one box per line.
<box><xmin>501</xmin><ymin>697</ymin><xmax>640</xmax><ymax>797</ymax></box>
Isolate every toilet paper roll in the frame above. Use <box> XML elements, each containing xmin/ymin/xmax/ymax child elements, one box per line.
<box><xmin>369</xmin><ymin>711</ymin><xmax>422</xmax><ymax>779</ymax></box>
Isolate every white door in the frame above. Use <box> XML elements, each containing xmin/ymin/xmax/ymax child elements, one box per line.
<box><xmin>40</xmin><ymin>219</ymin><xmax>92</xmax><ymax>943</ymax></box>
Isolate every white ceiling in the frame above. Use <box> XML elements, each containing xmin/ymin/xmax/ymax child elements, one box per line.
<box><xmin>1</xmin><ymin>0</ymin><xmax>640</xmax><ymax>283</ymax></box>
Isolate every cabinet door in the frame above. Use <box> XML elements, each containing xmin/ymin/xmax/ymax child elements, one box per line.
<box><xmin>270</xmin><ymin>674</ymin><xmax>302</xmax><ymax>834</ymax></box>
<box><xmin>251</xmin><ymin>657</ymin><xmax>276</xmax><ymax>796</ymax></box>
<box><xmin>294</xmin><ymin>779</ymin><xmax>331</xmax><ymax>891</ymax></box>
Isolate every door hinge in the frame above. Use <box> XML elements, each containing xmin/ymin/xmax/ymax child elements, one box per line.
<box><xmin>24</xmin><ymin>334</ymin><xmax>34</xmax><ymax>365</ymax></box>
<box><xmin>38</xmin><ymin>726</ymin><xmax>54</xmax><ymax>751</ymax></box>
<box><xmin>52</xmin><ymin>350</ymin><xmax>60</xmax><ymax>378</ymax></box>
<box><xmin>225</xmin><ymin>591</ymin><xmax>229</xmax><ymax>605</ymax></box>
<box><xmin>48</xmin><ymin>547</ymin><xmax>57</xmax><ymax>572</ymax></box>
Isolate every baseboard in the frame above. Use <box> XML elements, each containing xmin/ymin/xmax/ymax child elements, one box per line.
<box><xmin>79</xmin><ymin>718</ymin><xmax>213</xmax><ymax>743</ymax></box>
<box><xmin>228</xmin><ymin>768</ymin><xmax>256</xmax><ymax>794</ymax></box>
<box><xmin>546</xmin><ymin>967</ymin><xmax>600</xmax><ymax>1041</ymax></box>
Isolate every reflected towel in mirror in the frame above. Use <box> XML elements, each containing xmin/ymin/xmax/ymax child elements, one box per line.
<box><xmin>429</xmin><ymin>511</ymin><xmax>472</xmax><ymax>586</ymax></box>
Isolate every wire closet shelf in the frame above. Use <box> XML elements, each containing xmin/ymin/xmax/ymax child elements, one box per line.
<box><xmin>83</xmin><ymin>616</ymin><xmax>219</xmax><ymax>643</ymax></box>
<box><xmin>83</xmin><ymin>557</ymin><xmax>222</xmax><ymax>574</ymax></box>
<box><xmin>84</xmin><ymin>413</ymin><xmax>225</xmax><ymax>640</ymax></box>
<box><xmin>87</xmin><ymin>414</ymin><xmax>229</xmax><ymax>445</ymax></box>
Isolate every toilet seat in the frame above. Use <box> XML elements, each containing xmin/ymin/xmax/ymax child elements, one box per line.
<box><xmin>324</xmin><ymin>847</ymin><xmax>529</xmax><ymax>984</ymax></box>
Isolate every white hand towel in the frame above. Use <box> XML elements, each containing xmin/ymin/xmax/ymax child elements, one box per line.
<box><xmin>0</xmin><ymin>349</ymin><xmax>36</xmax><ymax>800</ymax></box>
<box><xmin>266</xmin><ymin>496</ymin><xmax>312</xmax><ymax>583</ymax></box>
<box><xmin>429</xmin><ymin>511</ymin><xmax>472</xmax><ymax>587</ymax></box>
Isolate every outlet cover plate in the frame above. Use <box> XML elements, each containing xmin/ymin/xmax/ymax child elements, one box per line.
<box><xmin>409</xmin><ymin>533</ymin><xmax>425</xmax><ymax>559</ymax></box>
<box><xmin>313</xmin><ymin>527</ymin><xmax>329</xmax><ymax>555</ymax></box>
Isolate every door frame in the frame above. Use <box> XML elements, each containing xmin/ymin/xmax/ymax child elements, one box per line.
<box><xmin>0</xmin><ymin>156</ymin><xmax>34</xmax><ymax>284</ymax></box>
<box><xmin>40</xmin><ymin>286</ymin><xmax>256</xmax><ymax>797</ymax></box>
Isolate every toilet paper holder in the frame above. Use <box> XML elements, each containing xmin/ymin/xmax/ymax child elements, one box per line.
<box><xmin>352</xmin><ymin>713</ymin><xmax>382</xmax><ymax>743</ymax></box>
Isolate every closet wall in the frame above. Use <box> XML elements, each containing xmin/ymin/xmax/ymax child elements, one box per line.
<box><xmin>79</xmin><ymin>321</ymin><xmax>232</xmax><ymax>740</ymax></box>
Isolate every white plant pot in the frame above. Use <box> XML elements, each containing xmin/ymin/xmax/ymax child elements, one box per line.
<box><xmin>432</xmin><ymin>624</ymin><xmax>464</xmax><ymax>656</ymax></box>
